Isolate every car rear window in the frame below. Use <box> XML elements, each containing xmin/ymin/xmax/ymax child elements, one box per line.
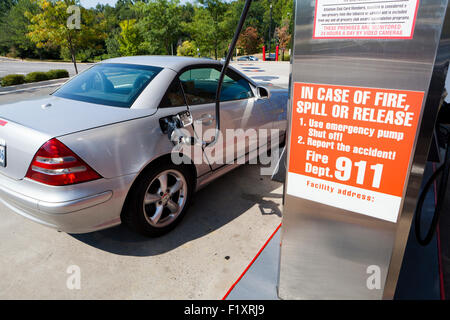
<box><xmin>53</xmin><ymin>63</ymin><xmax>162</xmax><ymax>108</ymax></box>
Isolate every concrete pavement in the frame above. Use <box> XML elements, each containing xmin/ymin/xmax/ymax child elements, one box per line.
<box><xmin>0</xmin><ymin>85</ymin><xmax>59</xmax><ymax>105</ymax></box>
<box><xmin>0</xmin><ymin>57</ymin><xmax>289</xmax><ymax>89</ymax></box>
<box><xmin>232</xmin><ymin>61</ymin><xmax>290</xmax><ymax>88</ymax></box>
<box><xmin>0</xmin><ymin>59</ymin><xmax>288</xmax><ymax>299</ymax></box>
<box><xmin>0</xmin><ymin>165</ymin><xmax>282</xmax><ymax>299</ymax></box>
<box><xmin>0</xmin><ymin>58</ymin><xmax>91</xmax><ymax>77</ymax></box>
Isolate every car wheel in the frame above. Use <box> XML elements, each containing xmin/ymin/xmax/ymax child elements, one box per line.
<box><xmin>123</xmin><ymin>163</ymin><xmax>194</xmax><ymax>237</ymax></box>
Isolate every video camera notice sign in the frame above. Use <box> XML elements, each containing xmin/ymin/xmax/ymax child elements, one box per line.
<box><xmin>313</xmin><ymin>0</ymin><xmax>420</xmax><ymax>39</ymax></box>
<box><xmin>286</xmin><ymin>83</ymin><xmax>424</xmax><ymax>222</ymax></box>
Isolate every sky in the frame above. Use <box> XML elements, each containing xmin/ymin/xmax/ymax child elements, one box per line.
<box><xmin>80</xmin><ymin>0</ymin><xmax>117</xmax><ymax>8</ymax></box>
<box><xmin>80</xmin><ymin>0</ymin><xmax>193</xmax><ymax>8</ymax></box>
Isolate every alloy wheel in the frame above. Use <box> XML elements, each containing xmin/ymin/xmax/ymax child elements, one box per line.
<box><xmin>142</xmin><ymin>169</ymin><xmax>188</xmax><ymax>228</ymax></box>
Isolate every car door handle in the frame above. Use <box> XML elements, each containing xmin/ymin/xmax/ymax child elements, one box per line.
<box><xmin>196</xmin><ymin>114</ymin><xmax>214</xmax><ymax>126</ymax></box>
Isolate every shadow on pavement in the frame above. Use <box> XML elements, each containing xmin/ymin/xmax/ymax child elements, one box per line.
<box><xmin>71</xmin><ymin>164</ymin><xmax>283</xmax><ymax>257</ymax></box>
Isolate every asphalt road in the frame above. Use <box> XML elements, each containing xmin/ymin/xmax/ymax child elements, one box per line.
<box><xmin>0</xmin><ymin>57</ymin><xmax>91</xmax><ymax>77</ymax></box>
<box><xmin>0</xmin><ymin>165</ymin><xmax>282</xmax><ymax>299</ymax></box>
<box><xmin>0</xmin><ymin>59</ymin><xmax>287</xmax><ymax>299</ymax></box>
<box><xmin>0</xmin><ymin>57</ymin><xmax>289</xmax><ymax>88</ymax></box>
<box><xmin>232</xmin><ymin>61</ymin><xmax>290</xmax><ymax>88</ymax></box>
<box><xmin>0</xmin><ymin>85</ymin><xmax>60</xmax><ymax>104</ymax></box>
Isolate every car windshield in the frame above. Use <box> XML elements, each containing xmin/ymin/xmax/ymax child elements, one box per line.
<box><xmin>53</xmin><ymin>63</ymin><xmax>162</xmax><ymax>108</ymax></box>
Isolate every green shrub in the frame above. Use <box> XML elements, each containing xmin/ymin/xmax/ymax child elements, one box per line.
<box><xmin>177</xmin><ymin>40</ymin><xmax>197</xmax><ymax>57</ymax></box>
<box><xmin>1</xmin><ymin>74</ymin><xmax>25</xmax><ymax>86</ymax></box>
<box><xmin>96</xmin><ymin>53</ymin><xmax>116</xmax><ymax>61</ymax></box>
<box><xmin>46</xmin><ymin>69</ymin><xmax>69</xmax><ymax>79</ymax></box>
<box><xmin>281</xmin><ymin>54</ymin><xmax>290</xmax><ymax>61</ymax></box>
<box><xmin>1</xmin><ymin>69</ymin><xmax>69</xmax><ymax>87</ymax></box>
<box><xmin>25</xmin><ymin>71</ymin><xmax>50</xmax><ymax>83</ymax></box>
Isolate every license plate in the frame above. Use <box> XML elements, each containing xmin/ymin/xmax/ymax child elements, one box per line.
<box><xmin>0</xmin><ymin>143</ymin><xmax>6</xmax><ymax>167</ymax></box>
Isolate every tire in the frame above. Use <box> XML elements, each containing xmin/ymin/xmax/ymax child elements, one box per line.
<box><xmin>122</xmin><ymin>162</ymin><xmax>194</xmax><ymax>237</ymax></box>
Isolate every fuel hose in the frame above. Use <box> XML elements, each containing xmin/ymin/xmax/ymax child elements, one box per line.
<box><xmin>414</xmin><ymin>125</ymin><xmax>450</xmax><ymax>246</ymax></box>
<box><xmin>204</xmin><ymin>0</ymin><xmax>253</xmax><ymax>147</ymax></box>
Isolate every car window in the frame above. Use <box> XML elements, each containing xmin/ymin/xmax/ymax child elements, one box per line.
<box><xmin>53</xmin><ymin>63</ymin><xmax>162</xmax><ymax>108</ymax></box>
<box><xmin>179</xmin><ymin>67</ymin><xmax>253</xmax><ymax>105</ymax></box>
<box><xmin>159</xmin><ymin>78</ymin><xmax>186</xmax><ymax>108</ymax></box>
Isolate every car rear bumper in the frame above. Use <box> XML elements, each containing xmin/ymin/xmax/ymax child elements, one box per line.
<box><xmin>0</xmin><ymin>173</ymin><xmax>136</xmax><ymax>233</ymax></box>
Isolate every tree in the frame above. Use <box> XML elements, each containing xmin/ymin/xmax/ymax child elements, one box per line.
<box><xmin>200</xmin><ymin>0</ymin><xmax>229</xmax><ymax>59</ymax></box>
<box><xmin>276</xmin><ymin>19</ymin><xmax>291</xmax><ymax>61</ymax></box>
<box><xmin>182</xmin><ymin>7</ymin><xmax>212</xmax><ymax>57</ymax></box>
<box><xmin>177</xmin><ymin>40</ymin><xmax>197</xmax><ymax>56</ymax></box>
<box><xmin>224</xmin><ymin>0</ymin><xmax>266</xmax><ymax>36</ymax></box>
<box><xmin>0</xmin><ymin>0</ymin><xmax>16</xmax><ymax>25</ymax></box>
<box><xmin>178</xmin><ymin>2</ymin><xmax>195</xmax><ymax>41</ymax></box>
<box><xmin>0</xmin><ymin>0</ymin><xmax>16</xmax><ymax>13</ymax></box>
<box><xmin>118</xmin><ymin>19</ymin><xmax>144</xmax><ymax>56</ymax></box>
<box><xmin>116</xmin><ymin>0</ymin><xmax>137</xmax><ymax>20</ymax></box>
<box><xmin>0</xmin><ymin>0</ymin><xmax>294</xmax><ymax>61</ymax></box>
<box><xmin>259</xmin><ymin>0</ymin><xmax>293</xmax><ymax>50</ymax></box>
<box><xmin>237</xmin><ymin>26</ymin><xmax>262</xmax><ymax>55</ymax></box>
<box><xmin>0</xmin><ymin>0</ymin><xmax>39</xmax><ymax>58</ymax></box>
<box><xmin>26</xmin><ymin>0</ymin><xmax>105</xmax><ymax>73</ymax></box>
<box><xmin>134</xmin><ymin>0</ymin><xmax>182</xmax><ymax>55</ymax></box>
<box><xmin>183</xmin><ymin>0</ymin><xmax>228</xmax><ymax>59</ymax></box>
<box><xmin>93</xmin><ymin>0</ymin><xmax>137</xmax><ymax>59</ymax></box>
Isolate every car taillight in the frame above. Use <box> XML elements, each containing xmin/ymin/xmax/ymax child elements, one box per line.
<box><xmin>26</xmin><ymin>138</ymin><xmax>101</xmax><ymax>186</ymax></box>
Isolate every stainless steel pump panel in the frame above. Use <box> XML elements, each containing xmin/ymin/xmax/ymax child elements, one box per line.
<box><xmin>279</xmin><ymin>0</ymin><xmax>449</xmax><ymax>299</ymax></box>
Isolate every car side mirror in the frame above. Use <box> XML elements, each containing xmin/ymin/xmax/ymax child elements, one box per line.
<box><xmin>257</xmin><ymin>86</ymin><xmax>270</xmax><ymax>99</ymax></box>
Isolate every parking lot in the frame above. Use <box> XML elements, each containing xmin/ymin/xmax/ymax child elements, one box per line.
<box><xmin>0</xmin><ymin>165</ymin><xmax>282</xmax><ymax>299</ymax></box>
<box><xmin>0</xmin><ymin>59</ymin><xmax>287</xmax><ymax>299</ymax></box>
<box><xmin>0</xmin><ymin>57</ymin><xmax>91</xmax><ymax>77</ymax></box>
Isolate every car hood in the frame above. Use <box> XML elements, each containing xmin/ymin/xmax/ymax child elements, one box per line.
<box><xmin>0</xmin><ymin>95</ymin><xmax>156</xmax><ymax>137</ymax></box>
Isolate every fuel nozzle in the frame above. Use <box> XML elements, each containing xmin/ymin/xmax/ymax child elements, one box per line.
<box><xmin>159</xmin><ymin>111</ymin><xmax>197</xmax><ymax>146</ymax></box>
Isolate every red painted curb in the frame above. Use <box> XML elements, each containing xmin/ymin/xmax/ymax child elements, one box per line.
<box><xmin>222</xmin><ymin>223</ymin><xmax>282</xmax><ymax>300</ymax></box>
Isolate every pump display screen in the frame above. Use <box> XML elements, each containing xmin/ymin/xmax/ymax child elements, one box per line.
<box><xmin>286</xmin><ymin>82</ymin><xmax>424</xmax><ymax>222</ymax></box>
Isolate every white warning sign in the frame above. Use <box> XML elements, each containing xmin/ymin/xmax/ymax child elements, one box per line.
<box><xmin>313</xmin><ymin>0</ymin><xmax>419</xmax><ymax>39</ymax></box>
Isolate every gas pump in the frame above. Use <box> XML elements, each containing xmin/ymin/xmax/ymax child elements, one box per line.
<box><xmin>279</xmin><ymin>0</ymin><xmax>450</xmax><ymax>299</ymax></box>
<box><xmin>415</xmin><ymin>100</ymin><xmax>450</xmax><ymax>247</ymax></box>
<box><xmin>160</xmin><ymin>0</ymin><xmax>449</xmax><ymax>300</ymax></box>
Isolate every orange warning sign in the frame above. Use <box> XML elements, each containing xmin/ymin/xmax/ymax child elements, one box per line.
<box><xmin>287</xmin><ymin>82</ymin><xmax>424</xmax><ymax>222</ymax></box>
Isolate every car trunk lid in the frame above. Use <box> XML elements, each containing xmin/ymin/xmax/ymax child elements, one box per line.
<box><xmin>0</xmin><ymin>95</ymin><xmax>154</xmax><ymax>180</ymax></box>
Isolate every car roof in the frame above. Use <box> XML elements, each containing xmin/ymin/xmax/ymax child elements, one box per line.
<box><xmin>99</xmin><ymin>55</ymin><xmax>222</xmax><ymax>73</ymax></box>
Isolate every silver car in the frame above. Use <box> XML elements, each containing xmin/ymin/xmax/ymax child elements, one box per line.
<box><xmin>0</xmin><ymin>56</ymin><xmax>287</xmax><ymax>236</ymax></box>
<box><xmin>237</xmin><ymin>56</ymin><xmax>259</xmax><ymax>61</ymax></box>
